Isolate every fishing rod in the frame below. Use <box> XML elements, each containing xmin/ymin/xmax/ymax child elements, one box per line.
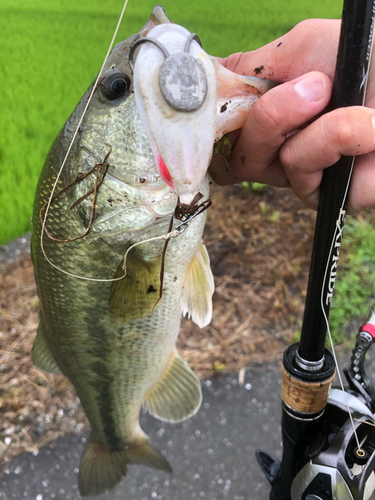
<box><xmin>256</xmin><ymin>1</ymin><xmax>375</xmax><ymax>499</ymax></box>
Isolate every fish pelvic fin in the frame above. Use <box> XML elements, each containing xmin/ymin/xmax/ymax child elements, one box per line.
<box><xmin>79</xmin><ymin>433</ymin><xmax>172</xmax><ymax>497</ymax></box>
<box><xmin>144</xmin><ymin>351</ymin><xmax>202</xmax><ymax>423</ymax></box>
<box><xmin>181</xmin><ymin>241</ymin><xmax>214</xmax><ymax>328</ymax></box>
<box><xmin>32</xmin><ymin>321</ymin><xmax>62</xmax><ymax>374</ymax></box>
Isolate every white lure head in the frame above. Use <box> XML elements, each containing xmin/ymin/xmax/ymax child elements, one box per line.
<box><xmin>132</xmin><ymin>22</ymin><xmax>275</xmax><ymax>206</ymax></box>
<box><xmin>132</xmin><ymin>24</ymin><xmax>217</xmax><ymax>206</ymax></box>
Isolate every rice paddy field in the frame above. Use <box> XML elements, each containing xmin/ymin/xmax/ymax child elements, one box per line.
<box><xmin>0</xmin><ymin>0</ymin><xmax>343</xmax><ymax>245</ymax></box>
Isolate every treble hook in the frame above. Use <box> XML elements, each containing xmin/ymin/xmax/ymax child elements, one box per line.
<box><xmin>175</xmin><ymin>199</ymin><xmax>212</xmax><ymax>234</ymax></box>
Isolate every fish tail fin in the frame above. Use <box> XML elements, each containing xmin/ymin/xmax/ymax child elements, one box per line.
<box><xmin>79</xmin><ymin>433</ymin><xmax>172</xmax><ymax>496</ymax></box>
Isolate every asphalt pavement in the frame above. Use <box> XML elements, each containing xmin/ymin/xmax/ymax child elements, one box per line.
<box><xmin>0</xmin><ymin>364</ymin><xmax>283</xmax><ymax>500</ymax></box>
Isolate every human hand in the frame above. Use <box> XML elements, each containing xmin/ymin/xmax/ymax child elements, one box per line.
<box><xmin>209</xmin><ymin>19</ymin><xmax>375</xmax><ymax>213</ymax></box>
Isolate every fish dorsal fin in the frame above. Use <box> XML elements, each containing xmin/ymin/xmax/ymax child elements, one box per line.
<box><xmin>144</xmin><ymin>351</ymin><xmax>202</xmax><ymax>422</ymax></box>
<box><xmin>32</xmin><ymin>321</ymin><xmax>62</xmax><ymax>374</ymax></box>
<box><xmin>79</xmin><ymin>433</ymin><xmax>172</xmax><ymax>496</ymax></box>
<box><xmin>181</xmin><ymin>241</ymin><xmax>214</xmax><ymax>328</ymax></box>
<box><xmin>109</xmin><ymin>249</ymin><xmax>161</xmax><ymax>323</ymax></box>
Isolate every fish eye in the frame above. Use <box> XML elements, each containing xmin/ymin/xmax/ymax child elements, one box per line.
<box><xmin>100</xmin><ymin>72</ymin><xmax>130</xmax><ymax>101</ymax></box>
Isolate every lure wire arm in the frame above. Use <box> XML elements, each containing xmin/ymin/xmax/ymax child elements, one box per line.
<box><xmin>129</xmin><ymin>28</ymin><xmax>208</xmax><ymax>112</ymax></box>
<box><xmin>183</xmin><ymin>33</ymin><xmax>202</xmax><ymax>52</ymax></box>
<box><xmin>128</xmin><ymin>32</ymin><xmax>202</xmax><ymax>74</ymax></box>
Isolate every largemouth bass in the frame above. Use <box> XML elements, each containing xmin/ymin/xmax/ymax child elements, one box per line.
<box><xmin>31</xmin><ymin>5</ymin><xmax>272</xmax><ymax>496</ymax></box>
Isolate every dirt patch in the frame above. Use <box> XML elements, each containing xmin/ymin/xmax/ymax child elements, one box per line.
<box><xmin>0</xmin><ymin>184</ymin><xmax>315</xmax><ymax>465</ymax></box>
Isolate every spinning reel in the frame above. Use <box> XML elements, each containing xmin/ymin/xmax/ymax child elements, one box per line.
<box><xmin>258</xmin><ymin>312</ymin><xmax>375</xmax><ymax>500</ymax></box>
<box><xmin>292</xmin><ymin>315</ymin><xmax>375</xmax><ymax>500</ymax></box>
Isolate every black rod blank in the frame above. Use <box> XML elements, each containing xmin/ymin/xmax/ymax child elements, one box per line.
<box><xmin>298</xmin><ymin>0</ymin><xmax>375</xmax><ymax>363</ymax></box>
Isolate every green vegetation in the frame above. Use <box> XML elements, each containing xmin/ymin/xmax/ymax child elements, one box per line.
<box><xmin>241</xmin><ymin>181</ymin><xmax>268</xmax><ymax>192</ymax></box>
<box><xmin>0</xmin><ymin>0</ymin><xmax>342</xmax><ymax>244</ymax></box>
<box><xmin>329</xmin><ymin>213</ymin><xmax>375</xmax><ymax>343</ymax></box>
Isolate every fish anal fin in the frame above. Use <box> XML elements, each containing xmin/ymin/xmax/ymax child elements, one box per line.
<box><xmin>109</xmin><ymin>250</ymin><xmax>161</xmax><ymax>322</ymax></box>
<box><xmin>32</xmin><ymin>322</ymin><xmax>62</xmax><ymax>374</ymax></box>
<box><xmin>181</xmin><ymin>241</ymin><xmax>214</xmax><ymax>328</ymax></box>
<box><xmin>79</xmin><ymin>433</ymin><xmax>171</xmax><ymax>497</ymax></box>
<box><xmin>124</xmin><ymin>438</ymin><xmax>172</xmax><ymax>472</ymax></box>
<box><xmin>144</xmin><ymin>351</ymin><xmax>202</xmax><ymax>423</ymax></box>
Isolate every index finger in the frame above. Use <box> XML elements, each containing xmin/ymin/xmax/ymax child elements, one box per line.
<box><xmin>220</xmin><ymin>19</ymin><xmax>340</xmax><ymax>83</ymax></box>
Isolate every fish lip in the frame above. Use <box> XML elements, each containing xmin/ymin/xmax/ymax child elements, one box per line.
<box><xmin>153</xmin><ymin>215</ymin><xmax>171</xmax><ymax>223</ymax></box>
<box><xmin>99</xmin><ymin>212</ymin><xmax>174</xmax><ymax>242</ymax></box>
<box><xmin>106</xmin><ymin>170</ymin><xmax>167</xmax><ymax>191</ymax></box>
<box><xmin>105</xmin><ymin>170</ymin><xmax>142</xmax><ymax>187</ymax></box>
<box><xmin>90</xmin><ymin>198</ymin><xmax>173</xmax><ymax>233</ymax></box>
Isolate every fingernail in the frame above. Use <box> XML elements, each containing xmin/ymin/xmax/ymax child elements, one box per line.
<box><xmin>295</xmin><ymin>75</ymin><xmax>325</xmax><ymax>102</ymax></box>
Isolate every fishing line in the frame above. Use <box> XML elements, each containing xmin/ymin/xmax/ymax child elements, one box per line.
<box><xmin>319</xmin><ymin>160</ymin><xmax>361</xmax><ymax>450</ymax></box>
<box><xmin>354</xmin><ymin>418</ymin><xmax>375</xmax><ymax>428</ymax></box>
<box><xmin>40</xmin><ymin>0</ymin><xmax>130</xmax><ymax>273</ymax></box>
<box><xmin>39</xmin><ymin>229</ymin><xmax>180</xmax><ymax>282</ymax></box>
<box><xmin>320</xmin><ymin>31</ymin><xmax>374</xmax><ymax>452</ymax></box>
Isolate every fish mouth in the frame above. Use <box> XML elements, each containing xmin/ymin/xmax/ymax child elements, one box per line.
<box><xmin>72</xmin><ymin>166</ymin><xmax>177</xmax><ymax>240</ymax></box>
<box><xmin>91</xmin><ymin>211</ymin><xmax>174</xmax><ymax>242</ymax></box>
<box><xmin>106</xmin><ymin>169</ymin><xmax>144</xmax><ymax>187</ymax></box>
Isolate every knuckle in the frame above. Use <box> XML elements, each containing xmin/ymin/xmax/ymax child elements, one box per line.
<box><xmin>291</xmin><ymin>18</ymin><xmax>329</xmax><ymax>38</ymax></box>
<box><xmin>222</xmin><ymin>52</ymin><xmax>244</xmax><ymax>72</ymax></box>
<box><xmin>253</xmin><ymin>95</ymin><xmax>284</xmax><ymax>132</ymax></box>
<box><xmin>292</xmin><ymin>19</ymin><xmax>318</xmax><ymax>34</ymax></box>
<box><xmin>329</xmin><ymin>108</ymin><xmax>354</xmax><ymax>149</ymax></box>
<box><xmin>279</xmin><ymin>142</ymin><xmax>298</xmax><ymax>170</ymax></box>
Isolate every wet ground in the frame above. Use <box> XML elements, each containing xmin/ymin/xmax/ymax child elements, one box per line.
<box><xmin>0</xmin><ymin>365</ymin><xmax>282</xmax><ymax>500</ymax></box>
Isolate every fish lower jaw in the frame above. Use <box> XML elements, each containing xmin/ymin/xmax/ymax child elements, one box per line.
<box><xmin>99</xmin><ymin>213</ymin><xmax>174</xmax><ymax>244</ymax></box>
<box><xmin>178</xmin><ymin>192</ymin><xmax>200</xmax><ymax>206</ymax></box>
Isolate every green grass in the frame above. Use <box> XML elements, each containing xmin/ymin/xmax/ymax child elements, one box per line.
<box><xmin>329</xmin><ymin>213</ymin><xmax>375</xmax><ymax>343</ymax></box>
<box><xmin>0</xmin><ymin>0</ymin><xmax>343</xmax><ymax>245</ymax></box>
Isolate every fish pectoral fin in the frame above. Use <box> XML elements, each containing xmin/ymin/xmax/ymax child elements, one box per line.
<box><xmin>32</xmin><ymin>322</ymin><xmax>62</xmax><ymax>374</ymax></box>
<box><xmin>144</xmin><ymin>351</ymin><xmax>202</xmax><ymax>422</ymax></box>
<box><xmin>181</xmin><ymin>241</ymin><xmax>214</xmax><ymax>328</ymax></box>
<box><xmin>79</xmin><ymin>433</ymin><xmax>171</xmax><ymax>497</ymax></box>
